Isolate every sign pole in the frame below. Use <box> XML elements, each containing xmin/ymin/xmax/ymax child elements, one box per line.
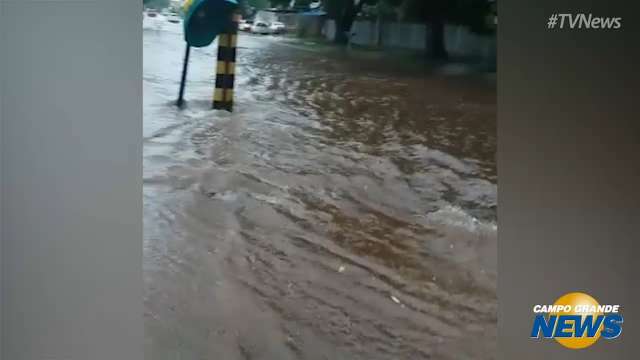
<box><xmin>212</xmin><ymin>13</ymin><xmax>239</xmax><ymax>112</ymax></box>
<box><xmin>177</xmin><ymin>44</ymin><xmax>191</xmax><ymax>108</ymax></box>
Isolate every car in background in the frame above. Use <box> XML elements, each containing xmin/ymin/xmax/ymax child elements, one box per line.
<box><xmin>167</xmin><ymin>13</ymin><xmax>181</xmax><ymax>23</ymax></box>
<box><xmin>251</xmin><ymin>21</ymin><xmax>272</xmax><ymax>35</ymax></box>
<box><xmin>144</xmin><ymin>9</ymin><xmax>166</xmax><ymax>31</ymax></box>
<box><xmin>239</xmin><ymin>20</ymin><xmax>253</xmax><ymax>32</ymax></box>
<box><xmin>269</xmin><ymin>21</ymin><xmax>286</xmax><ymax>34</ymax></box>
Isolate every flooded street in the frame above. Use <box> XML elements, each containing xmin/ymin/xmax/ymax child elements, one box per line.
<box><xmin>144</xmin><ymin>19</ymin><xmax>496</xmax><ymax>360</ymax></box>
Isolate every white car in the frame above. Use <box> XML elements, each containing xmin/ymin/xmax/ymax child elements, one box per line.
<box><xmin>167</xmin><ymin>13</ymin><xmax>181</xmax><ymax>24</ymax></box>
<box><xmin>145</xmin><ymin>9</ymin><xmax>159</xmax><ymax>18</ymax></box>
<box><xmin>251</xmin><ymin>22</ymin><xmax>272</xmax><ymax>35</ymax></box>
<box><xmin>239</xmin><ymin>20</ymin><xmax>253</xmax><ymax>32</ymax></box>
<box><xmin>269</xmin><ymin>21</ymin><xmax>286</xmax><ymax>34</ymax></box>
<box><xmin>144</xmin><ymin>10</ymin><xmax>165</xmax><ymax>31</ymax></box>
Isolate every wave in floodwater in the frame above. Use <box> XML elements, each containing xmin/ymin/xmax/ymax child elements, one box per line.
<box><xmin>144</xmin><ymin>23</ymin><xmax>497</xmax><ymax>360</ymax></box>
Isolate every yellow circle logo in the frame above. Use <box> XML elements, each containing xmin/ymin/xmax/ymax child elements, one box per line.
<box><xmin>551</xmin><ymin>292</ymin><xmax>603</xmax><ymax>349</ymax></box>
<box><xmin>531</xmin><ymin>292</ymin><xmax>623</xmax><ymax>349</ymax></box>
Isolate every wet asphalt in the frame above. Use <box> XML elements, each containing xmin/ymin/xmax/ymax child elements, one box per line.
<box><xmin>144</xmin><ymin>17</ymin><xmax>496</xmax><ymax>360</ymax></box>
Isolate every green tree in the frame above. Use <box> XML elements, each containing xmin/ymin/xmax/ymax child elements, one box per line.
<box><xmin>293</xmin><ymin>0</ymin><xmax>313</xmax><ymax>9</ymax></box>
<box><xmin>323</xmin><ymin>0</ymin><xmax>382</xmax><ymax>44</ymax></box>
<box><xmin>269</xmin><ymin>0</ymin><xmax>291</xmax><ymax>8</ymax></box>
<box><xmin>239</xmin><ymin>0</ymin><xmax>270</xmax><ymax>17</ymax></box>
<box><xmin>403</xmin><ymin>0</ymin><xmax>494</xmax><ymax>59</ymax></box>
<box><xmin>401</xmin><ymin>0</ymin><xmax>450</xmax><ymax>59</ymax></box>
<box><xmin>248</xmin><ymin>0</ymin><xmax>270</xmax><ymax>7</ymax></box>
<box><xmin>267</xmin><ymin>0</ymin><xmax>313</xmax><ymax>10</ymax></box>
<box><xmin>143</xmin><ymin>0</ymin><xmax>170</xmax><ymax>9</ymax></box>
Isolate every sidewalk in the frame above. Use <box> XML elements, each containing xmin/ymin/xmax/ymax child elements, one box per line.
<box><xmin>275</xmin><ymin>35</ymin><xmax>497</xmax><ymax>82</ymax></box>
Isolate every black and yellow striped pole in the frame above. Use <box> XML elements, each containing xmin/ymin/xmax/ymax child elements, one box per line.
<box><xmin>212</xmin><ymin>13</ymin><xmax>239</xmax><ymax>112</ymax></box>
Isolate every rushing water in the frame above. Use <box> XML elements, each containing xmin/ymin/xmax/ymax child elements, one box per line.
<box><xmin>144</xmin><ymin>19</ymin><xmax>497</xmax><ymax>360</ymax></box>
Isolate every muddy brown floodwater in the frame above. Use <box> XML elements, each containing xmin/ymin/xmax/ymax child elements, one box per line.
<box><xmin>144</xmin><ymin>20</ymin><xmax>496</xmax><ymax>360</ymax></box>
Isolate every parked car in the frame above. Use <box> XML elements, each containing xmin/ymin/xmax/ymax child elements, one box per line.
<box><xmin>167</xmin><ymin>13</ymin><xmax>181</xmax><ymax>23</ymax></box>
<box><xmin>269</xmin><ymin>21</ymin><xmax>286</xmax><ymax>34</ymax></box>
<box><xmin>251</xmin><ymin>21</ymin><xmax>272</xmax><ymax>35</ymax></box>
<box><xmin>239</xmin><ymin>20</ymin><xmax>253</xmax><ymax>32</ymax></box>
<box><xmin>144</xmin><ymin>9</ymin><xmax>165</xmax><ymax>31</ymax></box>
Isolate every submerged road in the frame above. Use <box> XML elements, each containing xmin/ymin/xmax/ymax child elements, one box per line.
<box><xmin>144</xmin><ymin>18</ymin><xmax>497</xmax><ymax>360</ymax></box>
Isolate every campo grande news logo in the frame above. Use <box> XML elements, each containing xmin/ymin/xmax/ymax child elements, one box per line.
<box><xmin>530</xmin><ymin>292</ymin><xmax>623</xmax><ymax>349</ymax></box>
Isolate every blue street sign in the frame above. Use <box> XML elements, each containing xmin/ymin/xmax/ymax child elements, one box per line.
<box><xmin>182</xmin><ymin>0</ymin><xmax>238</xmax><ymax>47</ymax></box>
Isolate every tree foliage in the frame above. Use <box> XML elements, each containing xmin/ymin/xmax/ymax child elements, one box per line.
<box><xmin>322</xmin><ymin>0</ymin><xmax>493</xmax><ymax>31</ymax></box>
<box><xmin>269</xmin><ymin>0</ymin><xmax>291</xmax><ymax>8</ymax></box>
<box><xmin>248</xmin><ymin>0</ymin><xmax>270</xmax><ymax>8</ymax></box>
<box><xmin>269</xmin><ymin>0</ymin><xmax>313</xmax><ymax>8</ymax></box>
<box><xmin>143</xmin><ymin>0</ymin><xmax>170</xmax><ymax>9</ymax></box>
<box><xmin>322</xmin><ymin>0</ymin><xmax>378</xmax><ymax>44</ymax></box>
<box><xmin>239</xmin><ymin>0</ymin><xmax>270</xmax><ymax>17</ymax></box>
<box><xmin>398</xmin><ymin>0</ymin><xmax>493</xmax><ymax>33</ymax></box>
